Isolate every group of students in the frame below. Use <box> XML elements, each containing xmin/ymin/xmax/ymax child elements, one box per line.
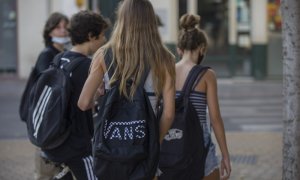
<box><xmin>28</xmin><ymin>0</ymin><xmax>231</xmax><ymax>180</ymax></box>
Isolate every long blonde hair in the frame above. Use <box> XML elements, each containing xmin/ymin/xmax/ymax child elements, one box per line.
<box><xmin>103</xmin><ymin>0</ymin><xmax>175</xmax><ymax>99</ymax></box>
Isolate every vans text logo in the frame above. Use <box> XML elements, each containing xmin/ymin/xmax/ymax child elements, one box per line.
<box><xmin>104</xmin><ymin>120</ymin><xmax>146</xmax><ymax>140</ymax></box>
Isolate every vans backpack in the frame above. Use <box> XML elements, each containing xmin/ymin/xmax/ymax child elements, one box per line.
<box><xmin>92</xmin><ymin>49</ymin><xmax>160</xmax><ymax>180</ymax></box>
<box><xmin>24</xmin><ymin>53</ymin><xmax>83</xmax><ymax>149</ymax></box>
<box><xmin>159</xmin><ymin>65</ymin><xmax>210</xmax><ymax>180</ymax></box>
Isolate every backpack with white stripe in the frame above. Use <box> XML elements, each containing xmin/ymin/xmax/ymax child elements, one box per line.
<box><xmin>26</xmin><ymin>52</ymin><xmax>82</xmax><ymax>149</ymax></box>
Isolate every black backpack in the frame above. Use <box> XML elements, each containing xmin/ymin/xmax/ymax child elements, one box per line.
<box><xmin>19</xmin><ymin>47</ymin><xmax>57</xmax><ymax>122</ymax></box>
<box><xmin>92</xmin><ymin>49</ymin><xmax>160</xmax><ymax>180</ymax></box>
<box><xmin>19</xmin><ymin>66</ymin><xmax>39</xmax><ymax>122</ymax></box>
<box><xmin>21</xmin><ymin>53</ymin><xmax>83</xmax><ymax>149</ymax></box>
<box><xmin>159</xmin><ymin>65</ymin><xmax>210</xmax><ymax>180</ymax></box>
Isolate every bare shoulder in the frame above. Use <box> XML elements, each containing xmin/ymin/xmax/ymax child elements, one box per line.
<box><xmin>91</xmin><ymin>47</ymin><xmax>106</xmax><ymax>72</ymax></box>
<box><xmin>203</xmin><ymin>68</ymin><xmax>217</xmax><ymax>82</ymax></box>
<box><xmin>93</xmin><ymin>47</ymin><xmax>105</xmax><ymax>63</ymax></box>
<box><xmin>204</xmin><ymin>68</ymin><xmax>216</xmax><ymax>79</ymax></box>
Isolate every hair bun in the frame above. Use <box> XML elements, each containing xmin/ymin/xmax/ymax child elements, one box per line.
<box><xmin>179</xmin><ymin>14</ymin><xmax>201</xmax><ymax>30</ymax></box>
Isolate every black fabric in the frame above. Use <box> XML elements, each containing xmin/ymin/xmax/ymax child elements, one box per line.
<box><xmin>19</xmin><ymin>67</ymin><xmax>40</xmax><ymax>122</ymax></box>
<box><xmin>159</xmin><ymin>65</ymin><xmax>210</xmax><ymax>180</ymax></box>
<box><xmin>19</xmin><ymin>45</ymin><xmax>60</xmax><ymax>122</ymax></box>
<box><xmin>43</xmin><ymin>51</ymin><xmax>94</xmax><ymax>163</ymax></box>
<box><xmin>25</xmin><ymin>51</ymin><xmax>84</xmax><ymax>151</ymax></box>
<box><xmin>92</xmin><ymin>49</ymin><xmax>160</xmax><ymax>180</ymax></box>
<box><xmin>65</xmin><ymin>155</ymin><xmax>97</xmax><ymax>180</ymax></box>
<box><xmin>35</xmin><ymin>45</ymin><xmax>60</xmax><ymax>74</ymax></box>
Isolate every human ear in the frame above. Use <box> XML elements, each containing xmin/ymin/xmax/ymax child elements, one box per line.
<box><xmin>176</xmin><ymin>48</ymin><xmax>183</xmax><ymax>57</ymax></box>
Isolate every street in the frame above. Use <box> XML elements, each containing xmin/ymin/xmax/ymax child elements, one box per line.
<box><xmin>0</xmin><ymin>76</ymin><xmax>283</xmax><ymax>179</ymax></box>
<box><xmin>218</xmin><ymin>78</ymin><xmax>282</xmax><ymax>132</ymax></box>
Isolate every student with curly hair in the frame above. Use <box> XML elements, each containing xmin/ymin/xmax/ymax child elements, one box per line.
<box><xmin>42</xmin><ymin>10</ymin><xmax>109</xmax><ymax>180</ymax></box>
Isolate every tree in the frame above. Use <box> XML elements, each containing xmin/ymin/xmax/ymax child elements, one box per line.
<box><xmin>281</xmin><ymin>0</ymin><xmax>300</xmax><ymax>179</ymax></box>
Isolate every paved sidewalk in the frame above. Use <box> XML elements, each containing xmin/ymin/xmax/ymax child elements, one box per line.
<box><xmin>218</xmin><ymin>132</ymin><xmax>282</xmax><ymax>180</ymax></box>
<box><xmin>0</xmin><ymin>76</ymin><xmax>283</xmax><ymax>180</ymax></box>
<box><xmin>0</xmin><ymin>139</ymin><xmax>35</xmax><ymax>180</ymax></box>
<box><xmin>0</xmin><ymin>132</ymin><xmax>282</xmax><ymax>180</ymax></box>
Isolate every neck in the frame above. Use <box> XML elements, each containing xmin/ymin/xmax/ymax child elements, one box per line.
<box><xmin>52</xmin><ymin>43</ymin><xmax>64</xmax><ymax>52</ymax></box>
<box><xmin>181</xmin><ymin>50</ymin><xmax>198</xmax><ymax>64</ymax></box>
<box><xmin>71</xmin><ymin>43</ymin><xmax>90</xmax><ymax>56</ymax></box>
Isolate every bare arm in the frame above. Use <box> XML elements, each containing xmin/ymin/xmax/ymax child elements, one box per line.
<box><xmin>206</xmin><ymin>69</ymin><xmax>231</xmax><ymax>179</ymax></box>
<box><xmin>159</xmin><ymin>70</ymin><xmax>175</xmax><ymax>144</ymax></box>
<box><xmin>78</xmin><ymin>49</ymin><xmax>105</xmax><ymax>111</ymax></box>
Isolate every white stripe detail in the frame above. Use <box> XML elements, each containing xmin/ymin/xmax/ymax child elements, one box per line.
<box><xmin>83</xmin><ymin>157</ymin><xmax>93</xmax><ymax>180</ymax></box>
<box><xmin>61</xmin><ymin>57</ymin><xmax>70</xmax><ymax>62</ymax></box>
<box><xmin>33</xmin><ymin>87</ymin><xmax>52</xmax><ymax>129</ymax></box>
<box><xmin>32</xmin><ymin>86</ymin><xmax>49</xmax><ymax>127</ymax></box>
<box><xmin>88</xmin><ymin>156</ymin><xmax>97</xmax><ymax>180</ymax></box>
<box><xmin>33</xmin><ymin>88</ymin><xmax>52</xmax><ymax>137</ymax></box>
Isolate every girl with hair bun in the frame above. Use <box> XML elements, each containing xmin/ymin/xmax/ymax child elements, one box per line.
<box><xmin>176</xmin><ymin>14</ymin><xmax>231</xmax><ymax>180</ymax></box>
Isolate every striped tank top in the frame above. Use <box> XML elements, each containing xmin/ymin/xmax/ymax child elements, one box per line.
<box><xmin>175</xmin><ymin>91</ymin><xmax>208</xmax><ymax>125</ymax></box>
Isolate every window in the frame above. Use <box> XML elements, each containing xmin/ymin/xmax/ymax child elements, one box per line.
<box><xmin>0</xmin><ymin>0</ymin><xmax>17</xmax><ymax>73</ymax></box>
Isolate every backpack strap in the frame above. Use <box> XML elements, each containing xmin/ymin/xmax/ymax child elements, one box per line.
<box><xmin>182</xmin><ymin>65</ymin><xmax>211</xmax><ymax>150</ymax></box>
<box><xmin>104</xmin><ymin>48</ymin><xmax>115</xmax><ymax>80</ymax></box>
<box><xmin>63</xmin><ymin>57</ymin><xmax>84</xmax><ymax>74</ymax></box>
<box><xmin>191</xmin><ymin>66</ymin><xmax>210</xmax><ymax>91</ymax></box>
<box><xmin>52</xmin><ymin>52</ymin><xmax>84</xmax><ymax>75</ymax></box>
<box><xmin>181</xmin><ymin>65</ymin><xmax>209</xmax><ymax>98</ymax></box>
<box><xmin>104</xmin><ymin>48</ymin><xmax>150</xmax><ymax>89</ymax></box>
<box><xmin>52</xmin><ymin>52</ymin><xmax>65</xmax><ymax>67</ymax></box>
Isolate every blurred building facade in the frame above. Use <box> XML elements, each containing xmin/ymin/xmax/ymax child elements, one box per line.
<box><xmin>0</xmin><ymin>0</ymin><xmax>89</xmax><ymax>79</ymax></box>
<box><xmin>0</xmin><ymin>0</ymin><xmax>282</xmax><ymax>79</ymax></box>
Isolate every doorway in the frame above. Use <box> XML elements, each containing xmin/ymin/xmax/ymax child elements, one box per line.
<box><xmin>0</xmin><ymin>0</ymin><xmax>17</xmax><ymax>73</ymax></box>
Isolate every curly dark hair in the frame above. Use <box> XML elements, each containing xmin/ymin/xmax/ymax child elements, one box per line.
<box><xmin>43</xmin><ymin>12</ymin><xmax>69</xmax><ymax>47</ymax></box>
<box><xmin>68</xmin><ymin>10</ymin><xmax>110</xmax><ymax>45</ymax></box>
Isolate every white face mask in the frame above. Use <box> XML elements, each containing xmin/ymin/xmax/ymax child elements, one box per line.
<box><xmin>52</xmin><ymin>37</ymin><xmax>70</xmax><ymax>44</ymax></box>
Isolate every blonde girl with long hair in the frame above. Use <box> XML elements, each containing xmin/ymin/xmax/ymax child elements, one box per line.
<box><xmin>78</xmin><ymin>0</ymin><xmax>175</xmax><ymax>179</ymax></box>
